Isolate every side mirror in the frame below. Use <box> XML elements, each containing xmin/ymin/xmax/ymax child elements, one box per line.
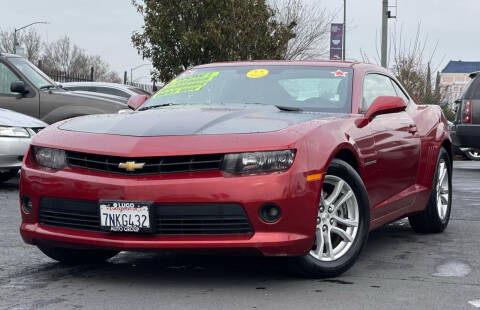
<box><xmin>10</xmin><ymin>81</ymin><xmax>29</xmax><ymax>94</ymax></box>
<box><xmin>365</xmin><ymin>96</ymin><xmax>406</xmax><ymax>119</ymax></box>
<box><xmin>127</xmin><ymin>94</ymin><xmax>149</xmax><ymax>110</ymax></box>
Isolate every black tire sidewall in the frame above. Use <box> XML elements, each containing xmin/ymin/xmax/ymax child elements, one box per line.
<box><xmin>292</xmin><ymin>159</ymin><xmax>370</xmax><ymax>277</ymax></box>
<box><xmin>0</xmin><ymin>169</ymin><xmax>19</xmax><ymax>183</ymax></box>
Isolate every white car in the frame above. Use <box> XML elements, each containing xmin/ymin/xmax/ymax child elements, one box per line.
<box><xmin>0</xmin><ymin>108</ymin><xmax>47</xmax><ymax>183</ymax></box>
<box><xmin>61</xmin><ymin>82</ymin><xmax>151</xmax><ymax>99</ymax></box>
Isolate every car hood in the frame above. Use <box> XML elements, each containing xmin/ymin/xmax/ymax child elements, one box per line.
<box><xmin>0</xmin><ymin>108</ymin><xmax>47</xmax><ymax>128</ymax></box>
<box><xmin>47</xmin><ymin>88</ymin><xmax>127</xmax><ymax>105</ymax></box>
<box><xmin>59</xmin><ymin>105</ymin><xmax>345</xmax><ymax>136</ymax></box>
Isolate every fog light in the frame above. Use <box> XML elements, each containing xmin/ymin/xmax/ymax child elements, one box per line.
<box><xmin>259</xmin><ymin>203</ymin><xmax>282</xmax><ymax>223</ymax></box>
<box><xmin>22</xmin><ymin>196</ymin><xmax>32</xmax><ymax>214</ymax></box>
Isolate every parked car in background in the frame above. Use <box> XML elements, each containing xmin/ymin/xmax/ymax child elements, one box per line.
<box><xmin>0</xmin><ymin>53</ymin><xmax>127</xmax><ymax>124</ymax></box>
<box><xmin>20</xmin><ymin>61</ymin><xmax>452</xmax><ymax>278</ymax></box>
<box><xmin>451</xmin><ymin>71</ymin><xmax>480</xmax><ymax>160</ymax></box>
<box><xmin>61</xmin><ymin>82</ymin><xmax>151</xmax><ymax>99</ymax></box>
<box><xmin>0</xmin><ymin>108</ymin><xmax>46</xmax><ymax>183</ymax></box>
<box><xmin>67</xmin><ymin>90</ymin><xmax>128</xmax><ymax>105</ymax></box>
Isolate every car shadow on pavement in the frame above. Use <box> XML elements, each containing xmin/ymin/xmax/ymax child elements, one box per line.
<box><xmin>16</xmin><ymin>221</ymin><xmax>419</xmax><ymax>289</ymax></box>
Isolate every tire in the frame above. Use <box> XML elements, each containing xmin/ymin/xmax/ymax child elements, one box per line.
<box><xmin>0</xmin><ymin>169</ymin><xmax>19</xmax><ymax>184</ymax></box>
<box><xmin>37</xmin><ymin>245</ymin><xmax>119</xmax><ymax>265</ymax></box>
<box><xmin>464</xmin><ymin>149</ymin><xmax>480</xmax><ymax>161</ymax></box>
<box><xmin>291</xmin><ymin>159</ymin><xmax>370</xmax><ymax>278</ymax></box>
<box><xmin>408</xmin><ymin>147</ymin><xmax>452</xmax><ymax>233</ymax></box>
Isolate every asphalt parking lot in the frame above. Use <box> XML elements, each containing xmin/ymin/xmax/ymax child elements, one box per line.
<box><xmin>1</xmin><ymin>161</ymin><xmax>479</xmax><ymax>310</ymax></box>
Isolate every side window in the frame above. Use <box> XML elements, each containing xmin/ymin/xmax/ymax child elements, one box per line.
<box><xmin>390</xmin><ymin>79</ymin><xmax>409</xmax><ymax>104</ymax></box>
<box><xmin>362</xmin><ymin>74</ymin><xmax>397</xmax><ymax>111</ymax></box>
<box><xmin>0</xmin><ymin>63</ymin><xmax>20</xmax><ymax>95</ymax></box>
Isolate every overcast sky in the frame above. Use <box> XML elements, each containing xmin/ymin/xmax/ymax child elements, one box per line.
<box><xmin>1</xmin><ymin>0</ymin><xmax>479</xmax><ymax>83</ymax></box>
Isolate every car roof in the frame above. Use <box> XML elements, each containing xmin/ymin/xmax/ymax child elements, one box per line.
<box><xmin>195</xmin><ymin>60</ymin><xmax>358</xmax><ymax>69</ymax></box>
<box><xmin>193</xmin><ymin>59</ymin><xmax>386</xmax><ymax>70</ymax></box>
<box><xmin>0</xmin><ymin>52</ymin><xmax>22</xmax><ymax>59</ymax></box>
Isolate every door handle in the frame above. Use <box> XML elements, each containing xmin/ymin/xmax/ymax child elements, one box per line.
<box><xmin>408</xmin><ymin>124</ymin><xmax>418</xmax><ymax>134</ymax></box>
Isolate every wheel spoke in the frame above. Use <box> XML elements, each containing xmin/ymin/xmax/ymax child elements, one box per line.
<box><xmin>333</xmin><ymin>215</ymin><xmax>358</xmax><ymax>227</ymax></box>
<box><xmin>331</xmin><ymin>226</ymin><xmax>354</xmax><ymax>242</ymax></box>
<box><xmin>438</xmin><ymin>164</ymin><xmax>447</xmax><ymax>185</ymax></box>
<box><xmin>332</xmin><ymin>190</ymin><xmax>353</xmax><ymax>212</ymax></box>
<box><xmin>314</xmin><ymin>228</ymin><xmax>324</xmax><ymax>256</ymax></box>
<box><xmin>325</xmin><ymin>180</ymin><xmax>344</xmax><ymax>206</ymax></box>
<box><xmin>325</xmin><ymin>229</ymin><xmax>334</xmax><ymax>259</ymax></box>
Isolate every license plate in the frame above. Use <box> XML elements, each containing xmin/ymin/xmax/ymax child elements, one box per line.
<box><xmin>99</xmin><ymin>200</ymin><xmax>153</xmax><ymax>233</ymax></box>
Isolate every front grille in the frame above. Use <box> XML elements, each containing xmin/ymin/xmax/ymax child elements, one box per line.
<box><xmin>39</xmin><ymin>198</ymin><xmax>253</xmax><ymax>235</ymax></box>
<box><xmin>65</xmin><ymin>151</ymin><xmax>224</xmax><ymax>175</ymax></box>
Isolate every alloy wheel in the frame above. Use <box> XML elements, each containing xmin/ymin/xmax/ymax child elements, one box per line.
<box><xmin>436</xmin><ymin>159</ymin><xmax>450</xmax><ymax>221</ymax></box>
<box><xmin>466</xmin><ymin>149</ymin><xmax>480</xmax><ymax>161</ymax></box>
<box><xmin>309</xmin><ymin>175</ymin><xmax>359</xmax><ymax>262</ymax></box>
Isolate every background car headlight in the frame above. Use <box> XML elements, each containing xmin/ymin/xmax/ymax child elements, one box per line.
<box><xmin>0</xmin><ymin>126</ymin><xmax>30</xmax><ymax>138</ymax></box>
<box><xmin>33</xmin><ymin>147</ymin><xmax>67</xmax><ymax>169</ymax></box>
<box><xmin>222</xmin><ymin>150</ymin><xmax>296</xmax><ymax>175</ymax></box>
<box><xmin>118</xmin><ymin>109</ymin><xmax>133</xmax><ymax>114</ymax></box>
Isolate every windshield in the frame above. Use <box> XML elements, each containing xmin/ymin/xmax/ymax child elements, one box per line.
<box><xmin>9</xmin><ymin>57</ymin><xmax>55</xmax><ymax>89</ymax></box>
<box><xmin>141</xmin><ymin>66</ymin><xmax>353</xmax><ymax>113</ymax></box>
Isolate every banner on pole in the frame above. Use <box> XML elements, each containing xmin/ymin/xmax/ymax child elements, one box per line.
<box><xmin>330</xmin><ymin>23</ymin><xmax>344</xmax><ymax>60</ymax></box>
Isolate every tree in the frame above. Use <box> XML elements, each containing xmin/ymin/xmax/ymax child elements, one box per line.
<box><xmin>273</xmin><ymin>0</ymin><xmax>336</xmax><ymax>60</ymax></box>
<box><xmin>0</xmin><ymin>29</ymin><xmax>121</xmax><ymax>83</ymax></box>
<box><xmin>0</xmin><ymin>28</ymin><xmax>42</xmax><ymax>63</ymax></box>
<box><xmin>361</xmin><ymin>24</ymin><xmax>455</xmax><ymax>121</ymax></box>
<box><xmin>131</xmin><ymin>0</ymin><xmax>295</xmax><ymax>82</ymax></box>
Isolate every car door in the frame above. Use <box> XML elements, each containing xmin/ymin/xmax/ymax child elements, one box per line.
<box><xmin>363</xmin><ymin>73</ymin><xmax>421</xmax><ymax>218</ymax></box>
<box><xmin>0</xmin><ymin>61</ymin><xmax>39</xmax><ymax>118</ymax></box>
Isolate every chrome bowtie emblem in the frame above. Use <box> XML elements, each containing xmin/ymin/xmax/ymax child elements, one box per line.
<box><xmin>118</xmin><ymin>161</ymin><xmax>145</xmax><ymax>172</ymax></box>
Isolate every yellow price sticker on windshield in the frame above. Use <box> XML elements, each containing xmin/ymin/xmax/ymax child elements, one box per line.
<box><xmin>246</xmin><ymin>69</ymin><xmax>269</xmax><ymax>79</ymax></box>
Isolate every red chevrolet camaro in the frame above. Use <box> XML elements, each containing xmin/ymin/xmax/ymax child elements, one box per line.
<box><xmin>19</xmin><ymin>61</ymin><xmax>452</xmax><ymax>277</ymax></box>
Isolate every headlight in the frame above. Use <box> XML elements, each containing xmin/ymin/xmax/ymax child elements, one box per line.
<box><xmin>222</xmin><ymin>150</ymin><xmax>296</xmax><ymax>175</ymax></box>
<box><xmin>0</xmin><ymin>126</ymin><xmax>30</xmax><ymax>138</ymax></box>
<box><xmin>33</xmin><ymin>147</ymin><xmax>67</xmax><ymax>169</ymax></box>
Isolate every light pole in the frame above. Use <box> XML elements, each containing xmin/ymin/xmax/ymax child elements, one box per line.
<box><xmin>343</xmin><ymin>0</ymin><xmax>346</xmax><ymax>60</ymax></box>
<box><xmin>13</xmin><ymin>21</ymin><xmax>49</xmax><ymax>54</ymax></box>
<box><xmin>381</xmin><ymin>0</ymin><xmax>388</xmax><ymax>67</ymax></box>
<box><xmin>130</xmin><ymin>63</ymin><xmax>151</xmax><ymax>84</ymax></box>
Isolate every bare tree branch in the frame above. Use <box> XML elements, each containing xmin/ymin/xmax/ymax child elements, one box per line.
<box><xmin>273</xmin><ymin>0</ymin><xmax>337</xmax><ymax>60</ymax></box>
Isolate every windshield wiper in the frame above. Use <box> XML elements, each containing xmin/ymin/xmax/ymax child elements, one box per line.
<box><xmin>138</xmin><ymin>103</ymin><xmax>178</xmax><ymax>111</ymax></box>
<box><xmin>275</xmin><ymin>105</ymin><xmax>303</xmax><ymax>112</ymax></box>
<box><xmin>238</xmin><ymin>102</ymin><xmax>303</xmax><ymax>112</ymax></box>
<box><xmin>39</xmin><ymin>85</ymin><xmax>56</xmax><ymax>90</ymax></box>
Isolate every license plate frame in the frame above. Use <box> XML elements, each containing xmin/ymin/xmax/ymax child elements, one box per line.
<box><xmin>99</xmin><ymin>200</ymin><xmax>154</xmax><ymax>233</ymax></box>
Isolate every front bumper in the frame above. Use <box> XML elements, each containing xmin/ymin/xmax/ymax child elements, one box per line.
<box><xmin>19</xmin><ymin>150</ymin><xmax>322</xmax><ymax>257</ymax></box>
<box><xmin>452</xmin><ymin>124</ymin><xmax>480</xmax><ymax>149</ymax></box>
<box><xmin>0</xmin><ymin>136</ymin><xmax>31</xmax><ymax>171</ymax></box>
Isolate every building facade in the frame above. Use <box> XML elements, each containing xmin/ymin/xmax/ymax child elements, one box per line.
<box><xmin>440</xmin><ymin>61</ymin><xmax>480</xmax><ymax>109</ymax></box>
